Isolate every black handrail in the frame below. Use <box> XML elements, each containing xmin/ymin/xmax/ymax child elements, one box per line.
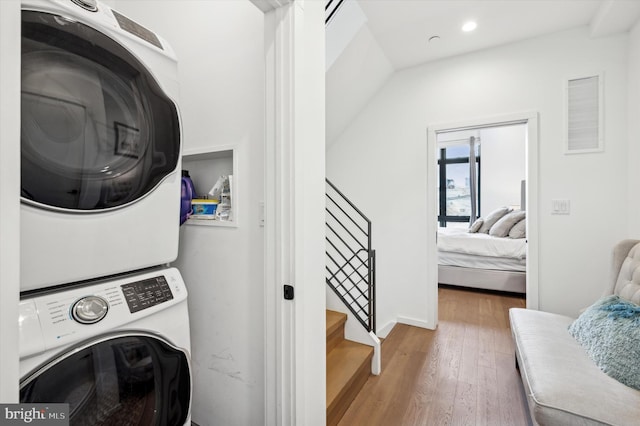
<box><xmin>326</xmin><ymin>179</ymin><xmax>371</xmax><ymax>223</ymax></box>
<box><xmin>325</xmin><ymin>178</ymin><xmax>376</xmax><ymax>334</ymax></box>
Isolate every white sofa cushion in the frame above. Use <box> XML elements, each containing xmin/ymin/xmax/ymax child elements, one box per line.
<box><xmin>510</xmin><ymin>308</ymin><xmax>640</xmax><ymax>426</ymax></box>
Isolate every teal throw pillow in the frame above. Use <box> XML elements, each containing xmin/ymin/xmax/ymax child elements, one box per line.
<box><xmin>568</xmin><ymin>295</ymin><xmax>640</xmax><ymax>390</ymax></box>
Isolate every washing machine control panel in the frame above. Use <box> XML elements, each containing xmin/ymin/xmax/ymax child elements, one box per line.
<box><xmin>121</xmin><ymin>276</ymin><xmax>174</xmax><ymax>313</ymax></box>
<box><xmin>18</xmin><ymin>267</ymin><xmax>187</xmax><ymax>360</ymax></box>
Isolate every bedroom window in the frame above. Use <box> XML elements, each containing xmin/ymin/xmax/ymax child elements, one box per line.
<box><xmin>437</xmin><ymin>140</ymin><xmax>480</xmax><ymax>227</ymax></box>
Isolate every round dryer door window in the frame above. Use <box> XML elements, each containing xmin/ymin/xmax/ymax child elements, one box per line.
<box><xmin>20</xmin><ymin>334</ymin><xmax>191</xmax><ymax>426</ymax></box>
<box><xmin>21</xmin><ymin>11</ymin><xmax>180</xmax><ymax>211</ymax></box>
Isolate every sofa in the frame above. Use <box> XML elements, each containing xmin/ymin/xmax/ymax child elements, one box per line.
<box><xmin>509</xmin><ymin>239</ymin><xmax>640</xmax><ymax>426</ymax></box>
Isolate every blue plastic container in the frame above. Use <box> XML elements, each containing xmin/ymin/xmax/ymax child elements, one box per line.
<box><xmin>191</xmin><ymin>199</ymin><xmax>218</xmax><ymax>218</ymax></box>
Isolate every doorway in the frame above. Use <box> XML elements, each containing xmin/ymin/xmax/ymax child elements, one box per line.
<box><xmin>426</xmin><ymin>112</ymin><xmax>539</xmax><ymax>327</ymax></box>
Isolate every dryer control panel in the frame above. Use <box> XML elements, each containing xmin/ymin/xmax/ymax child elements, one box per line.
<box><xmin>121</xmin><ymin>276</ymin><xmax>174</xmax><ymax>313</ymax></box>
<box><xmin>18</xmin><ymin>267</ymin><xmax>187</xmax><ymax>360</ymax></box>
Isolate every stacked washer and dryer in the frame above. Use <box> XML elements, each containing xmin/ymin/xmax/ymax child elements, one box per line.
<box><xmin>18</xmin><ymin>0</ymin><xmax>192</xmax><ymax>424</ymax></box>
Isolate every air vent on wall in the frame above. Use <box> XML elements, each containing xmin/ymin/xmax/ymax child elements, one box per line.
<box><xmin>565</xmin><ymin>74</ymin><xmax>603</xmax><ymax>153</ymax></box>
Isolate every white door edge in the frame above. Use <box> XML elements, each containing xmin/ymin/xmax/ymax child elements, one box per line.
<box><xmin>261</xmin><ymin>2</ymin><xmax>326</xmax><ymax>425</ymax></box>
<box><xmin>263</xmin><ymin>4</ymin><xmax>296</xmax><ymax>425</ymax></box>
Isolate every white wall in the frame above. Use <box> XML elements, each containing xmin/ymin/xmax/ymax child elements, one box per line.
<box><xmin>326</xmin><ymin>25</ymin><xmax>393</xmax><ymax>145</ymax></box>
<box><xmin>109</xmin><ymin>1</ymin><xmax>265</xmax><ymax>424</ymax></box>
<box><xmin>0</xmin><ymin>0</ymin><xmax>20</xmax><ymax>403</ymax></box>
<box><xmin>327</xmin><ymin>27</ymin><xmax>629</xmax><ymax>321</ymax></box>
<box><xmin>479</xmin><ymin>125</ymin><xmax>526</xmax><ymax>214</ymax></box>
<box><xmin>628</xmin><ymin>20</ymin><xmax>640</xmax><ymax>238</ymax></box>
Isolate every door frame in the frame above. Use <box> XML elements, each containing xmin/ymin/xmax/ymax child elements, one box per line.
<box><xmin>257</xmin><ymin>1</ymin><xmax>326</xmax><ymax>425</ymax></box>
<box><xmin>426</xmin><ymin>111</ymin><xmax>539</xmax><ymax>327</ymax></box>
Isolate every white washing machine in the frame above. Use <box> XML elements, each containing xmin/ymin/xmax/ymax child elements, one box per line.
<box><xmin>20</xmin><ymin>0</ymin><xmax>182</xmax><ymax>291</ymax></box>
<box><xmin>18</xmin><ymin>267</ymin><xmax>192</xmax><ymax>425</ymax></box>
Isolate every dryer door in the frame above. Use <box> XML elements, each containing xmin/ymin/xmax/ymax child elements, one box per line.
<box><xmin>20</xmin><ymin>334</ymin><xmax>191</xmax><ymax>426</ymax></box>
<box><xmin>21</xmin><ymin>10</ymin><xmax>180</xmax><ymax>211</ymax></box>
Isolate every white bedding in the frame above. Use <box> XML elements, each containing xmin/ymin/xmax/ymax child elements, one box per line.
<box><xmin>438</xmin><ymin>251</ymin><xmax>526</xmax><ymax>272</ymax></box>
<box><xmin>437</xmin><ymin>227</ymin><xmax>526</xmax><ymax>260</ymax></box>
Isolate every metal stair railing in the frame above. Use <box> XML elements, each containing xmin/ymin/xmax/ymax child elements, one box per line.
<box><xmin>325</xmin><ymin>0</ymin><xmax>346</xmax><ymax>26</ymax></box>
<box><xmin>325</xmin><ymin>178</ymin><xmax>376</xmax><ymax>333</ymax></box>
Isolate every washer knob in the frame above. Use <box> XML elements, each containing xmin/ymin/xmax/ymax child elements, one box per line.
<box><xmin>72</xmin><ymin>296</ymin><xmax>109</xmax><ymax>324</ymax></box>
<box><xmin>70</xmin><ymin>0</ymin><xmax>98</xmax><ymax>12</ymax></box>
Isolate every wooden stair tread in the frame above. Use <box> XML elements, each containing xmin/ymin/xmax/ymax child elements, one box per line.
<box><xmin>326</xmin><ymin>309</ymin><xmax>375</xmax><ymax>426</ymax></box>
<box><xmin>326</xmin><ymin>310</ymin><xmax>347</xmax><ymax>335</ymax></box>
<box><xmin>326</xmin><ymin>310</ymin><xmax>348</xmax><ymax>355</ymax></box>
<box><xmin>326</xmin><ymin>339</ymin><xmax>373</xmax><ymax>408</ymax></box>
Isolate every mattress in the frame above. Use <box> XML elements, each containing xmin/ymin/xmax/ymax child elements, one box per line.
<box><xmin>438</xmin><ymin>251</ymin><xmax>526</xmax><ymax>272</ymax></box>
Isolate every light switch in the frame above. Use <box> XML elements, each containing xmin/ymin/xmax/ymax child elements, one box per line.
<box><xmin>551</xmin><ymin>199</ymin><xmax>570</xmax><ymax>215</ymax></box>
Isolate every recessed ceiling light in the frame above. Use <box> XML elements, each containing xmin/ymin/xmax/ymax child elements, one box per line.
<box><xmin>462</xmin><ymin>21</ymin><xmax>477</xmax><ymax>32</ymax></box>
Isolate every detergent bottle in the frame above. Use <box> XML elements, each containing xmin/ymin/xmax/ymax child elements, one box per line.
<box><xmin>180</xmin><ymin>170</ymin><xmax>196</xmax><ymax>225</ymax></box>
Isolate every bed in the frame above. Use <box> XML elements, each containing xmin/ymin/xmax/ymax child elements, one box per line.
<box><xmin>437</xmin><ymin>225</ymin><xmax>527</xmax><ymax>293</ymax></box>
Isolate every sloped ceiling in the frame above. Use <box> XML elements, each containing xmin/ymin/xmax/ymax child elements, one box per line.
<box><xmin>326</xmin><ymin>0</ymin><xmax>640</xmax><ymax>147</ymax></box>
<box><xmin>326</xmin><ymin>24</ymin><xmax>394</xmax><ymax>144</ymax></box>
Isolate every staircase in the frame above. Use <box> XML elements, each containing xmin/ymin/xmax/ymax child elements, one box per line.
<box><xmin>325</xmin><ymin>178</ymin><xmax>377</xmax><ymax>424</ymax></box>
<box><xmin>326</xmin><ymin>310</ymin><xmax>373</xmax><ymax>426</ymax></box>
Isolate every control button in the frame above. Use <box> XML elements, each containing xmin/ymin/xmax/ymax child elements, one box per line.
<box><xmin>72</xmin><ymin>296</ymin><xmax>109</xmax><ymax>324</ymax></box>
<box><xmin>70</xmin><ymin>0</ymin><xmax>98</xmax><ymax>12</ymax></box>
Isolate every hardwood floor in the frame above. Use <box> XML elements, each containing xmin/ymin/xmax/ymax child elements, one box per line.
<box><xmin>337</xmin><ymin>286</ymin><xmax>529</xmax><ymax>426</ymax></box>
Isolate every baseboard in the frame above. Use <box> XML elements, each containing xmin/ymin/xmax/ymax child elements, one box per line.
<box><xmin>397</xmin><ymin>316</ymin><xmax>435</xmax><ymax>331</ymax></box>
<box><xmin>376</xmin><ymin>320</ymin><xmax>396</xmax><ymax>338</ymax></box>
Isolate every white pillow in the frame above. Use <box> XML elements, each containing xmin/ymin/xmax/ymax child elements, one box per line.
<box><xmin>478</xmin><ymin>207</ymin><xmax>512</xmax><ymax>233</ymax></box>
<box><xmin>468</xmin><ymin>218</ymin><xmax>484</xmax><ymax>233</ymax></box>
<box><xmin>490</xmin><ymin>210</ymin><xmax>526</xmax><ymax>237</ymax></box>
<box><xmin>509</xmin><ymin>218</ymin><xmax>526</xmax><ymax>239</ymax></box>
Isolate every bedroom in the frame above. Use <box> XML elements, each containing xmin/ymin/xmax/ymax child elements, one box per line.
<box><xmin>435</xmin><ymin>123</ymin><xmax>528</xmax><ymax>295</ymax></box>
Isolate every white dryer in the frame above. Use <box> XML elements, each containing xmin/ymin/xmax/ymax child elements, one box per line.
<box><xmin>20</xmin><ymin>0</ymin><xmax>182</xmax><ymax>291</ymax></box>
<box><xmin>19</xmin><ymin>267</ymin><xmax>192</xmax><ymax>425</ymax></box>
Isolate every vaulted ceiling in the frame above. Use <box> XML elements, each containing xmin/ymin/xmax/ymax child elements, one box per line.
<box><xmin>326</xmin><ymin>0</ymin><xmax>640</xmax><ymax>145</ymax></box>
